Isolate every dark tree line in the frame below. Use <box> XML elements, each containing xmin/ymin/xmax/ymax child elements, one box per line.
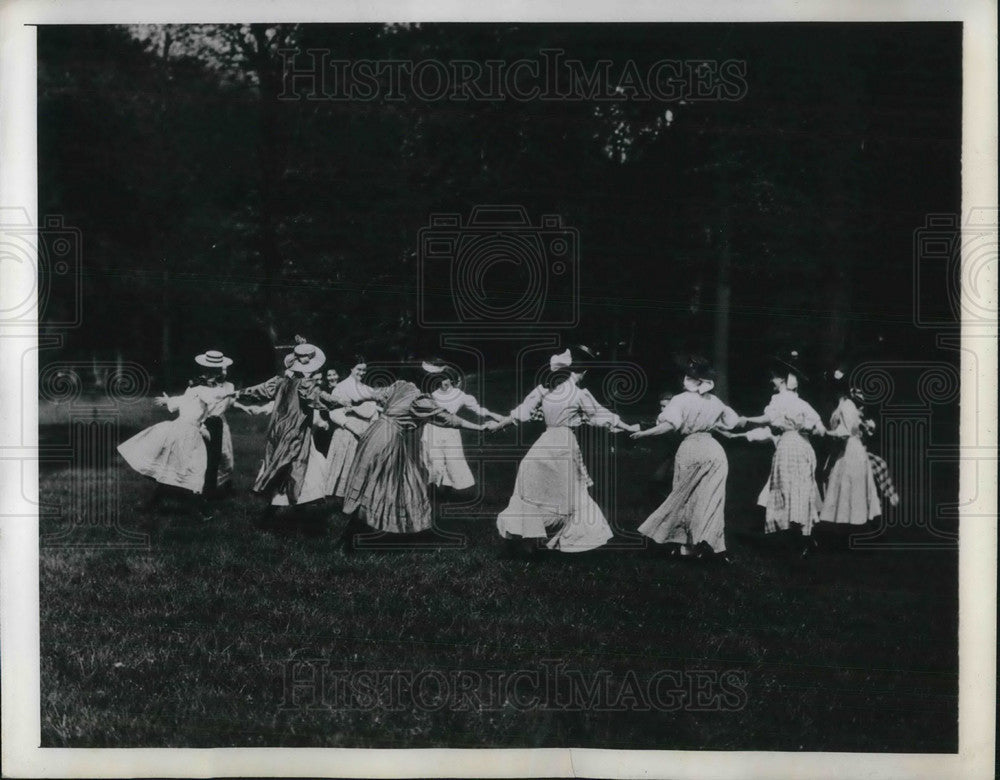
<box><xmin>38</xmin><ymin>23</ymin><xmax>960</xmax><ymax>405</ymax></box>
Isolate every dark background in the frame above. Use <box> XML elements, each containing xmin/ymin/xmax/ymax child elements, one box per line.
<box><xmin>38</xmin><ymin>23</ymin><xmax>962</xmax><ymax>411</ymax></box>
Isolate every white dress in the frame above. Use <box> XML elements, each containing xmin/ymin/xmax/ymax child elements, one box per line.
<box><xmin>637</xmin><ymin>392</ymin><xmax>741</xmax><ymax>553</ymax></box>
<box><xmin>497</xmin><ymin>380</ymin><xmax>626</xmax><ymax>552</ymax></box>
<box><xmin>420</xmin><ymin>388</ymin><xmax>489</xmax><ymax>490</ymax></box>
<box><xmin>322</xmin><ymin>377</ymin><xmax>380</xmax><ymax>499</ymax></box>
<box><xmin>117</xmin><ymin>387</ymin><xmax>211</xmax><ymax>493</ymax></box>
<box><xmin>819</xmin><ymin>398</ymin><xmax>881</xmax><ymax>525</ymax></box>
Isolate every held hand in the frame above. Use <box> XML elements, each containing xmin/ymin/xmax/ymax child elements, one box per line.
<box><xmin>630</xmin><ymin>429</ymin><xmax>646</xmax><ymax>440</ymax></box>
<box><xmin>315</xmin><ymin>419</ymin><xmax>330</xmax><ymax>431</ymax></box>
<box><xmin>484</xmin><ymin>420</ymin><xmax>501</xmax><ymax>432</ymax></box>
<box><xmin>153</xmin><ymin>392</ymin><xmax>169</xmax><ymax>407</ymax></box>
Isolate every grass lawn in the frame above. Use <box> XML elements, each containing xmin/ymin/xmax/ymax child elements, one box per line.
<box><xmin>38</xmin><ymin>381</ymin><xmax>958</xmax><ymax>750</ymax></box>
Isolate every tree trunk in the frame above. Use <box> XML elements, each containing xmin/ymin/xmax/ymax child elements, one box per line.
<box><xmin>252</xmin><ymin>24</ymin><xmax>282</xmax><ymax>354</ymax></box>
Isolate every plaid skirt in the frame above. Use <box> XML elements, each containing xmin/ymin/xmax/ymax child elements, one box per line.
<box><xmin>757</xmin><ymin>430</ymin><xmax>821</xmax><ymax>535</ymax></box>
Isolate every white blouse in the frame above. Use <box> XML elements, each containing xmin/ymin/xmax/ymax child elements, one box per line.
<box><xmin>165</xmin><ymin>386</ymin><xmax>212</xmax><ymax>426</ymax></box>
<box><xmin>762</xmin><ymin>389</ymin><xmax>824</xmax><ymax>434</ymax></box>
<box><xmin>656</xmin><ymin>391</ymin><xmax>740</xmax><ymax>435</ymax></box>
<box><xmin>329</xmin><ymin>376</ymin><xmax>377</xmax><ymax>406</ymax></box>
<box><xmin>431</xmin><ymin>388</ymin><xmax>487</xmax><ymax>416</ymax></box>
<box><xmin>510</xmin><ymin>381</ymin><xmax>624</xmax><ymax>430</ymax></box>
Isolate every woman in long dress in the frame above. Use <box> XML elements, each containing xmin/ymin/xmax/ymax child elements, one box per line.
<box><xmin>118</xmin><ymin>357</ymin><xmax>231</xmax><ymax>517</ymax></box>
<box><xmin>744</xmin><ymin>353</ymin><xmax>827</xmax><ymax>556</ymax></box>
<box><xmin>493</xmin><ymin>348</ymin><xmax>639</xmax><ymax>554</ymax></box>
<box><xmin>322</xmin><ymin>362</ymin><xmax>381</xmax><ymax>501</ymax></box>
<box><xmin>340</xmin><ymin>376</ymin><xmax>494</xmax><ymax>547</ymax></box>
<box><xmin>235</xmin><ymin>342</ymin><xmax>332</xmax><ymax>509</ymax></box>
<box><xmin>420</xmin><ymin>362</ymin><xmax>504</xmax><ymax>492</ymax></box>
<box><xmin>632</xmin><ymin>358</ymin><xmax>746</xmax><ymax>561</ymax></box>
<box><xmin>195</xmin><ymin>350</ymin><xmax>237</xmax><ymax>497</ymax></box>
<box><xmin>819</xmin><ymin>381</ymin><xmax>881</xmax><ymax>528</ymax></box>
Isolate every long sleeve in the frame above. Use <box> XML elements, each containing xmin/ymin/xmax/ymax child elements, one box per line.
<box><xmin>714</xmin><ymin>401</ymin><xmax>741</xmax><ymax>431</ymax></box>
<box><xmin>297</xmin><ymin>378</ymin><xmax>334</xmax><ymax>411</ymax></box>
<box><xmin>509</xmin><ymin>386</ymin><xmax>544</xmax><ymax>422</ymax></box>
<box><xmin>238</xmin><ymin>375</ymin><xmax>281</xmax><ymax>403</ymax></box>
<box><xmin>410</xmin><ymin>394</ymin><xmax>466</xmax><ymax>428</ymax></box>
<box><xmin>577</xmin><ymin>388</ymin><xmax>623</xmax><ymax>429</ymax></box>
<box><xmin>461</xmin><ymin>392</ymin><xmax>490</xmax><ymax>417</ymax></box>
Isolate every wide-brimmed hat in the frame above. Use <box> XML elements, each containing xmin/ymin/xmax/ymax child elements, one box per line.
<box><xmin>769</xmin><ymin>350</ymin><xmax>808</xmax><ymax>382</ymax></box>
<box><xmin>286</xmin><ymin>343</ymin><xmax>325</xmax><ymax>374</ymax></box>
<box><xmin>195</xmin><ymin>350</ymin><xmax>233</xmax><ymax>369</ymax></box>
<box><xmin>683</xmin><ymin>355</ymin><xmax>717</xmax><ymax>382</ymax></box>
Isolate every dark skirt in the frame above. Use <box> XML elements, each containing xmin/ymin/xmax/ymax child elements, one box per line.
<box><xmin>342</xmin><ymin>417</ymin><xmax>431</xmax><ymax>534</ymax></box>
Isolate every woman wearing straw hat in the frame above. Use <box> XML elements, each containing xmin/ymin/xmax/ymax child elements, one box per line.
<box><xmin>743</xmin><ymin>351</ymin><xmax>827</xmax><ymax>556</ymax></box>
<box><xmin>492</xmin><ymin>346</ymin><xmax>640</xmax><ymax>555</ymax></box>
<box><xmin>193</xmin><ymin>350</ymin><xmax>237</xmax><ymax>497</ymax></box>
<box><xmin>235</xmin><ymin>340</ymin><xmax>333</xmax><ymax>510</ymax></box>
<box><xmin>420</xmin><ymin>360</ymin><xmax>505</xmax><ymax>494</ymax></box>
<box><xmin>632</xmin><ymin>356</ymin><xmax>748</xmax><ymax>561</ymax></box>
<box><xmin>118</xmin><ymin>351</ymin><xmax>235</xmax><ymax>518</ymax></box>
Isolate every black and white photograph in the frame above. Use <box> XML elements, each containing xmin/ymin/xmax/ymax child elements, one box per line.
<box><xmin>0</xmin><ymin>1</ymin><xmax>996</xmax><ymax>778</ymax></box>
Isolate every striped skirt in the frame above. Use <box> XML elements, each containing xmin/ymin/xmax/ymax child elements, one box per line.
<box><xmin>757</xmin><ymin>430</ymin><xmax>821</xmax><ymax>535</ymax></box>
<box><xmin>638</xmin><ymin>432</ymin><xmax>728</xmax><ymax>553</ymax></box>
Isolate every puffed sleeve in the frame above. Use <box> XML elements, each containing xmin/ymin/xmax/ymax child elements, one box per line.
<box><xmin>238</xmin><ymin>375</ymin><xmax>281</xmax><ymax>403</ymax></box>
<box><xmin>411</xmin><ymin>393</ymin><xmax>465</xmax><ymax>428</ymax></box>
<box><xmin>461</xmin><ymin>392</ymin><xmax>489</xmax><ymax>416</ymax></box>
<box><xmin>761</xmin><ymin>393</ymin><xmax>781</xmax><ymax>424</ymax></box>
<box><xmin>797</xmin><ymin>398</ymin><xmax>825</xmax><ymax>433</ymax></box>
<box><xmin>714</xmin><ymin>399</ymin><xmax>741</xmax><ymax>431</ymax></box>
<box><xmin>509</xmin><ymin>385</ymin><xmax>544</xmax><ymax>422</ymax></box>
<box><xmin>656</xmin><ymin>395</ymin><xmax>686</xmax><ymax>431</ymax></box>
<box><xmin>577</xmin><ymin>388</ymin><xmax>623</xmax><ymax>429</ymax></box>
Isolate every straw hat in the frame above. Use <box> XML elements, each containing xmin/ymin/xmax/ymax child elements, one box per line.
<box><xmin>194</xmin><ymin>350</ymin><xmax>233</xmax><ymax>369</ymax></box>
<box><xmin>286</xmin><ymin>342</ymin><xmax>326</xmax><ymax>374</ymax></box>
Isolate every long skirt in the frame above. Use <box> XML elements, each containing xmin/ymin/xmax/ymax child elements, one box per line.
<box><xmin>820</xmin><ymin>437</ymin><xmax>881</xmax><ymax>525</ymax></box>
<box><xmin>323</xmin><ymin>427</ymin><xmax>359</xmax><ymax>499</ymax></box>
<box><xmin>271</xmin><ymin>435</ymin><xmax>327</xmax><ymax>506</ymax></box>
<box><xmin>218</xmin><ymin>415</ymin><xmax>233</xmax><ymax>486</ymax></box>
<box><xmin>118</xmin><ymin>419</ymin><xmax>207</xmax><ymax>494</ymax></box>
<box><xmin>421</xmin><ymin>424</ymin><xmax>475</xmax><ymax>490</ymax></box>
<box><xmin>757</xmin><ymin>430</ymin><xmax>822</xmax><ymax>535</ymax></box>
<box><xmin>637</xmin><ymin>432</ymin><xmax>728</xmax><ymax>553</ymax></box>
<box><xmin>342</xmin><ymin>418</ymin><xmax>431</xmax><ymax>534</ymax></box>
<box><xmin>496</xmin><ymin>427</ymin><xmax>613</xmax><ymax>553</ymax></box>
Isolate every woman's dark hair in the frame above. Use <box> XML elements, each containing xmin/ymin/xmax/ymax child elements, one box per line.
<box><xmin>545</xmin><ymin>367</ymin><xmax>574</xmax><ymax>390</ymax></box>
<box><xmin>188</xmin><ymin>374</ymin><xmax>211</xmax><ymax>387</ymax></box>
